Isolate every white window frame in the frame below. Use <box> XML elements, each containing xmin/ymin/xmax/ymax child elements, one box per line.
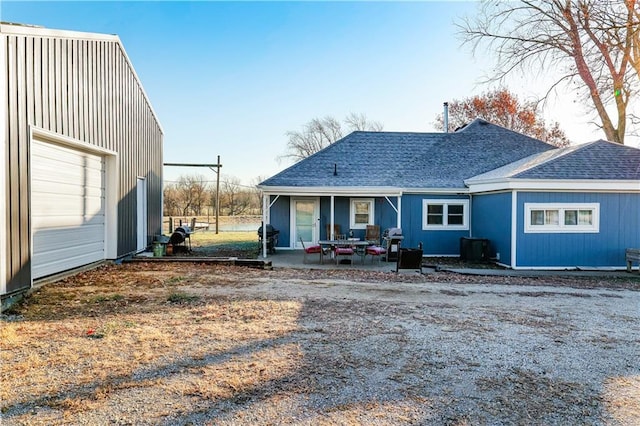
<box><xmin>524</xmin><ymin>203</ymin><xmax>600</xmax><ymax>233</ymax></box>
<box><xmin>350</xmin><ymin>198</ymin><xmax>374</xmax><ymax>230</ymax></box>
<box><xmin>422</xmin><ymin>199</ymin><xmax>469</xmax><ymax>230</ymax></box>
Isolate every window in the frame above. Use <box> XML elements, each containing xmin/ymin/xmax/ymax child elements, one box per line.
<box><xmin>525</xmin><ymin>203</ymin><xmax>599</xmax><ymax>233</ymax></box>
<box><xmin>422</xmin><ymin>199</ymin><xmax>469</xmax><ymax>230</ymax></box>
<box><xmin>350</xmin><ymin>198</ymin><xmax>374</xmax><ymax>229</ymax></box>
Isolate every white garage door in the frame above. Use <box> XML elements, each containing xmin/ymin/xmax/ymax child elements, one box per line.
<box><xmin>31</xmin><ymin>140</ymin><xmax>106</xmax><ymax>279</ymax></box>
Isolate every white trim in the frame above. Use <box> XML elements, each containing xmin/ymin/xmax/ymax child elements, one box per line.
<box><xmin>511</xmin><ymin>191</ymin><xmax>517</xmax><ymax>269</ymax></box>
<box><xmin>421</xmin><ymin>199</ymin><xmax>469</xmax><ymax>231</ymax></box>
<box><xmin>0</xmin><ymin>34</ymin><xmax>6</xmax><ymax>294</ymax></box>
<box><xmin>467</xmin><ymin>178</ymin><xmax>640</xmax><ymax>194</ymax></box>
<box><xmin>510</xmin><ymin>265</ymin><xmax>630</xmax><ymax>271</ymax></box>
<box><xmin>262</xmin><ymin>194</ymin><xmax>268</xmax><ymax>258</ymax></box>
<box><xmin>259</xmin><ymin>186</ymin><xmax>402</xmax><ymax>196</ymax></box>
<box><xmin>136</xmin><ymin>177</ymin><xmax>148</xmax><ymax>252</ymax></box>
<box><xmin>349</xmin><ymin>198</ymin><xmax>374</xmax><ymax>230</ymax></box>
<box><xmin>30</xmin><ymin>126</ymin><xmax>119</xmax><ymax>263</ymax></box>
<box><xmin>524</xmin><ymin>203</ymin><xmax>600</xmax><ymax>233</ymax></box>
<box><xmin>290</xmin><ymin>197</ymin><xmax>320</xmax><ymax>248</ymax></box>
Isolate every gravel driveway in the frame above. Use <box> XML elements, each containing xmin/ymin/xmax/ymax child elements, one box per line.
<box><xmin>2</xmin><ymin>264</ymin><xmax>639</xmax><ymax>425</ymax></box>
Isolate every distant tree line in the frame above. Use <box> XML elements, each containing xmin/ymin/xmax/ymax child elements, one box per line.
<box><xmin>163</xmin><ymin>174</ymin><xmax>264</xmax><ymax>217</ymax></box>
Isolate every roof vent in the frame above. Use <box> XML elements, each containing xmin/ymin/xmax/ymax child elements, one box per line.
<box><xmin>333</xmin><ymin>163</ymin><xmax>337</xmax><ymax>176</ymax></box>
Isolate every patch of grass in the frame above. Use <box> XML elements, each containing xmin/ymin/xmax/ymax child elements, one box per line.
<box><xmin>167</xmin><ymin>292</ymin><xmax>200</xmax><ymax>304</ymax></box>
<box><xmin>165</xmin><ymin>276</ymin><xmax>186</xmax><ymax>285</ymax></box>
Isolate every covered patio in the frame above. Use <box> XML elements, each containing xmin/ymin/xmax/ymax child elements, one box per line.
<box><xmin>262</xmin><ymin>249</ymin><xmax>426</xmax><ymax>273</ymax></box>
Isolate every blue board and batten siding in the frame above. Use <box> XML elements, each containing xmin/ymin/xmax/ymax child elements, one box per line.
<box><xmin>401</xmin><ymin>193</ymin><xmax>470</xmax><ymax>255</ymax></box>
<box><xmin>516</xmin><ymin>192</ymin><xmax>640</xmax><ymax>267</ymax></box>
<box><xmin>471</xmin><ymin>192</ymin><xmax>512</xmax><ymax>264</ymax></box>
<box><xmin>269</xmin><ymin>195</ymin><xmax>290</xmax><ymax>247</ymax></box>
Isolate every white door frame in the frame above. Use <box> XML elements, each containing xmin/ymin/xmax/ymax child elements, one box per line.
<box><xmin>290</xmin><ymin>197</ymin><xmax>320</xmax><ymax>248</ymax></box>
<box><xmin>29</xmin><ymin>127</ymin><xmax>119</xmax><ymax>279</ymax></box>
<box><xmin>136</xmin><ymin>177</ymin><xmax>147</xmax><ymax>251</ymax></box>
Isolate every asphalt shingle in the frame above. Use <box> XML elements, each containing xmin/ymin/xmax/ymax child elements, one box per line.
<box><xmin>260</xmin><ymin>119</ymin><xmax>556</xmax><ymax>189</ymax></box>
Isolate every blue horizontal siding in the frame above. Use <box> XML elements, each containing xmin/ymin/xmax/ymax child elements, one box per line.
<box><xmin>472</xmin><ymin>192</ymin><xmax>512</xmax><ymax>264</ymax></box>
<box><xmin>516</xmin><ymin>192</ymin><xmax>640</xmax><ymax>267</ymax></box>
<box><xmin>402</xmin><ymin>193</ymin><xmax>471</xmax><ymax>254</ymax></box>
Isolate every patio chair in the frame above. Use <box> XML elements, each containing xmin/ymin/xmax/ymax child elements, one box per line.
<box><xmin>365</xmin><ymin>225</ymin><xmax>380</xmax><ymax>244</ymax></box>
<box><xmin>366</xmin><ymin>245</ymin><xmax>387</xmax><ymax>264</ymax></box>
<box><xmin>334</xmin><ymin>245</ymin><xmax>354</xmax><ymax>265</ymax></box>
<box><xmin>326</xmin><ymin>224</ymin><xmax>341</xmax><ymax>240</ymax></box>
<box><xmin>300</xmin><ymin>237</ymin><xmax>324</xmax><ymax>264</ymax></box>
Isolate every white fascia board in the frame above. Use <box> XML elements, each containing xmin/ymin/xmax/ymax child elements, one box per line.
<box><xmin>467</xmin><ymin>178</ymin><xmax>640</xmax><ymax>194</ymax></box>
<box><xmin>1</xmin><ymin>24</ymin><xmax>164</xmax><ymax>135</ymax></box>
<box><xmin>259</xmin><ymin>186</ymin><xmax>403</xmax><ymax>197</ymax></box>
<box><xmin>402</xmin><ymin>187</ymin><xmax>469</xmax><ymax>195</ymax></box>
<box><xmin>258</xmin><ymin>186</ymin><xmax>470</xmax><ymax>196</ymax></box>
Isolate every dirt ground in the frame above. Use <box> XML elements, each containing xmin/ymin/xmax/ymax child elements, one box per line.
<box><xmin>2</xmin><ymin>262</ymin><xmax>639</xmax><ymax>425</ymax></box>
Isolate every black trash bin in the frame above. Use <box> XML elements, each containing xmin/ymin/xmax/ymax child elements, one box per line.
<box><xmin>396</xmin><ymin>247</ymin><xmax>423</xmax><ymax>273</ymax></box>
<box><xmin>460</xmin><ymin>237</ymin><xmax>489</xmax><ymax>261</ymax></box>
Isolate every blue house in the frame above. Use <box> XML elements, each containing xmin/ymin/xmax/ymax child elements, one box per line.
<box><xmin>258</xmin><ymin>119</ymin><xmax>640</xmax><ymax>269</ymax></box>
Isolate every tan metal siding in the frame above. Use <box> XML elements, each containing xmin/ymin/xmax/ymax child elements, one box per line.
<box><xmin>3</xmin><ymin>29</ymin><xmax>163</xmax><ymax>293</ymax></box>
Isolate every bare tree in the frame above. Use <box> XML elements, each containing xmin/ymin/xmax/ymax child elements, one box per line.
<box><xmin>435</xmin><ymin>88</ymin><xmax>571</xmax><ymax>147</ymax></box>
<box><xmin>162</xmin><ymin>184</ymin><xmax>181</xmax><ymax>216</ymax></box>
<box><xmin>459</xmin><ymin>0</ymin><xmax>640</xmax><ymax>144</ymax></box>
<box><xmin>218</xmin><ymin>176</ymin><xmax>251</xmax><ymax>216</ymax></box>
<box><xmin>344</xmin><ymin>112</ymin><xmax>384</xmax><ymax>131</ymax></box>
<box><xmin>251</xmin><ymin>175</ymin><xmax>268</xmax><ymax>214</ymax></box>
<box><xmin>173</xmin><ymin>175</ymin><xmax>209</xmax><ymax>216</ymax></box>
<box><xmin>282</xmin><ymin>113</ymin><xmax>384</xmax><ymax>161</ymax></box>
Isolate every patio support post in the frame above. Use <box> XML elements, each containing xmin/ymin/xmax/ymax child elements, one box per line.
<box><xmin>397</xmin><ymin>195</ymin><xmax>402</xmax><ymax>229</ymax></box>
<box><xmin>330</xmin><ymin>195</ymin><xmax>335</xmax><ymax>239</ymax></box>
<box><xmin>262</xmin><ymin>194</ymin><xmax>268</xmax><ymax>258</ymax></box>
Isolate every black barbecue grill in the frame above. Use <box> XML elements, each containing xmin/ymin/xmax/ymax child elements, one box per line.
<box><xmin>258</xmin><ymin>224</ymin><xmax>279</xmax><ymax>254</ymax></box>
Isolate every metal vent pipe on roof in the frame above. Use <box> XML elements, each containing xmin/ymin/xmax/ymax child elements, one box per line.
<box><xmin>443</xmin><ymin>102</ymin><xmax>449</xmax><ymax>133</ymax></box>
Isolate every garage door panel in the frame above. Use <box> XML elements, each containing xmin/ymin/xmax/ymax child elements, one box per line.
<box><xmin>32</xmin><ymin>214</ymin><xmax>105</xmax><ymax>229</ymax></box>
<box><xmin>32</xmin><ymin>171</ymin><xmax>104</xmax><ymax>190</ymax></box>
<box><xmin>33</xmin><ymin>225</ymin><xmax>104</xmax><ymax>250</ymax></box>
<box><xmin>32</xmin><ymin>139</ymin><xmax>107</xmax><ymax>279</ymax></box>
<box><xmin>32</xmin><ymin>243</ymin><xmax>105</xmax><ymax>278</ymax></box>
<box><xmin>30</xmin><ymin>182</ymin><xmax>104</xmax><ymax>198</ymax></box>
<box><xmin>32</xmin><ymin>193</ymin><xmax>105</xmax><ymax>217</ymax></box>
<box><xmin>32</xmin><ymin>142</ymin><xmax>104</xmax><ymax>169</ymax></box>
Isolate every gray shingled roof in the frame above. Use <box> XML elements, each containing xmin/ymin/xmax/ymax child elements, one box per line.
<box><xmin>260</xmin><ymin>119</ymin><xmax>556</xmax><ymax>189</ymax></box>
<box><xmin>467</xmin><ymin>140</ymin><xmax>640</xmax><ymax>182</ymax></box>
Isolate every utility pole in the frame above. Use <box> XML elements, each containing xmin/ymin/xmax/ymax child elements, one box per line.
<box><xmin>163</xmin><ymin>157</ymin><xmax>223</xmax><ymax>234</ymax></box>
<box><xmin>213</xmin><ymin>155</ymin><xmax>221</xmax><ymax>234</ymax></box>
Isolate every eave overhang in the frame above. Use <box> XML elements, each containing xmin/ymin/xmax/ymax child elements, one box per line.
<box><xmin>465</xmin><ymin>178</ymin><xmax>640</xmax><ymax>194</ymax></box>
<box><xmin>256</xmin><ymin>185</ymin><xmax>472</xmax><ymax>196</ymax></box>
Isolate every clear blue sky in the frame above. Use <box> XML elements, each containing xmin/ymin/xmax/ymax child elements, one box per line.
<box><xmin>2</xmin><ymin>1</ymin><xmax>629</xmax><ymax>185</ymax></box>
